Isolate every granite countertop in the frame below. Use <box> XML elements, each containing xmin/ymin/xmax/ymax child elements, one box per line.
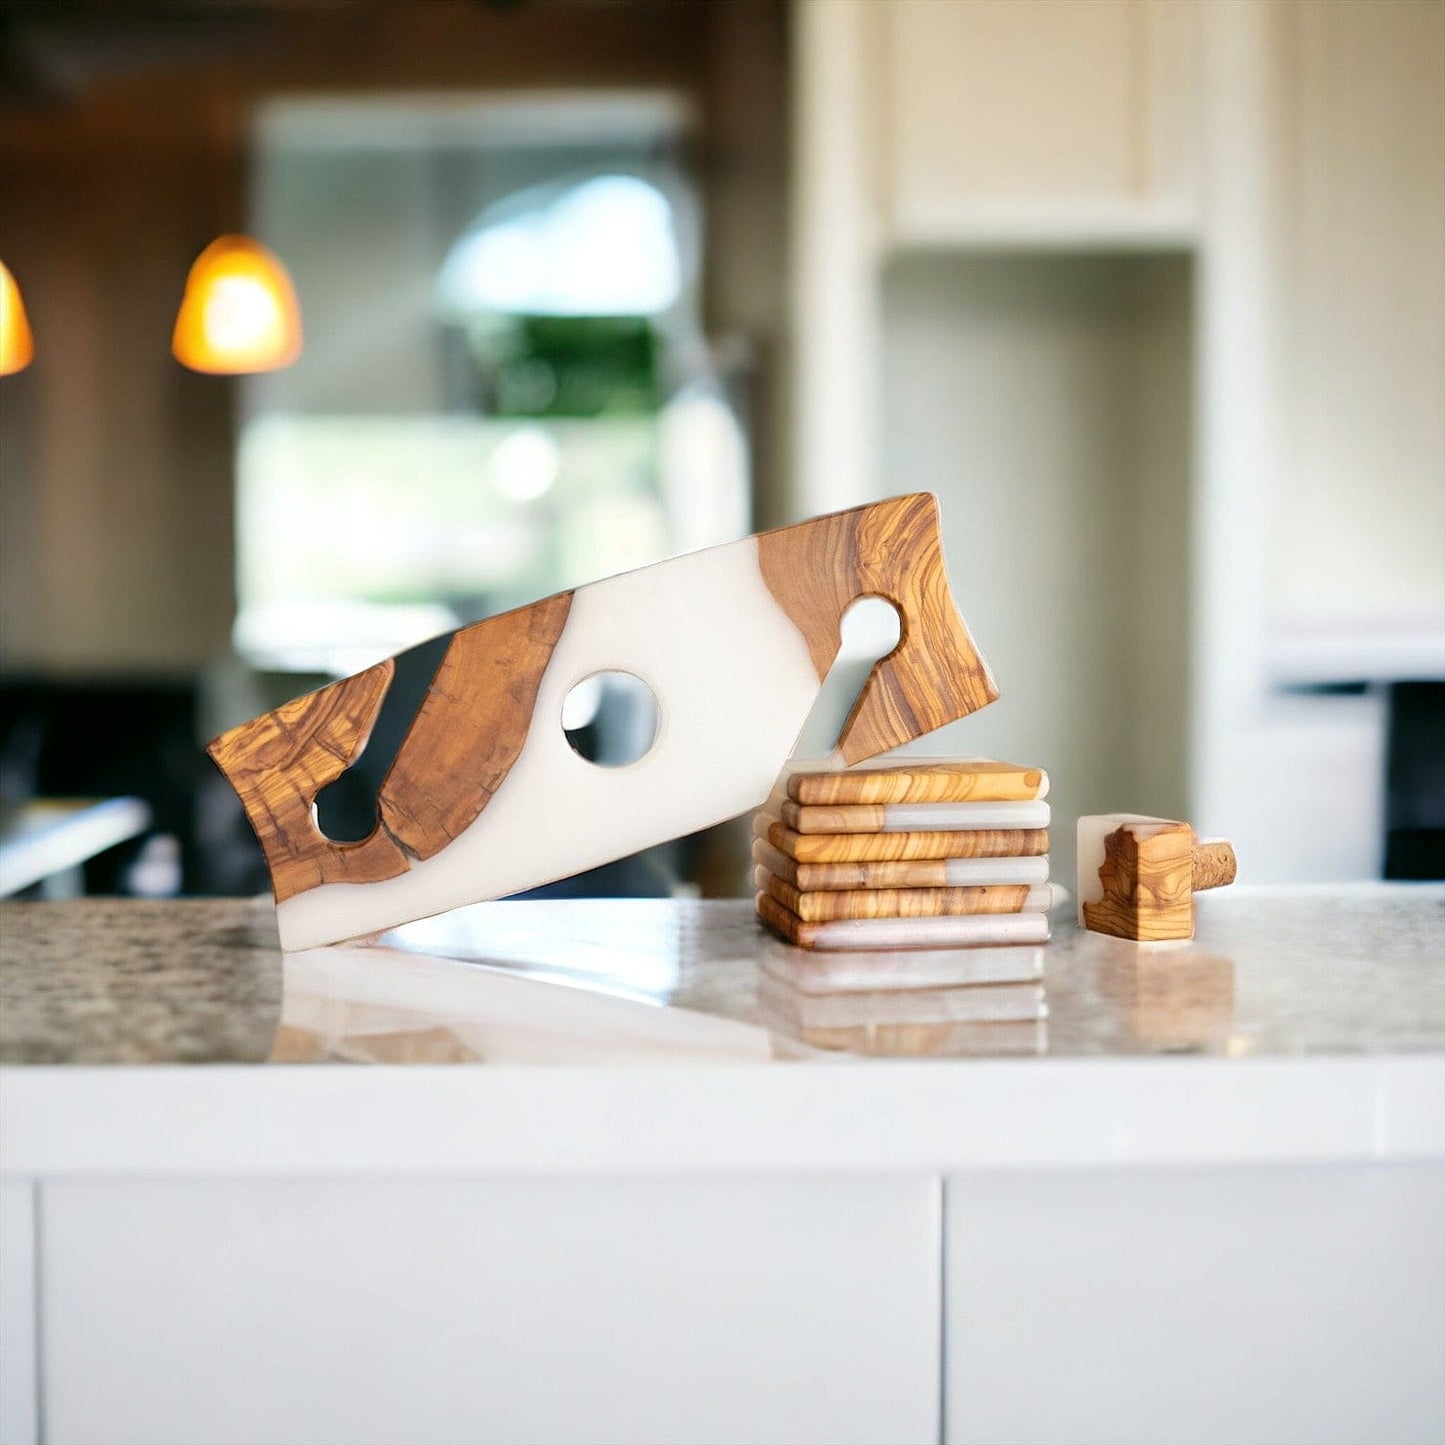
<box><xmin>2</xmin><ymin>885</ymin><xmax>1442</xmax><ymax>1067</ymax></box>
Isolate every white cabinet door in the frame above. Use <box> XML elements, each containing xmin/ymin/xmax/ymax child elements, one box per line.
<box><xmin>883</xmin><ymin>0</ymin><xmax>1201</xmax><ymax>242</ymax></box>
<box><xmin>944</xmin><ymin>1164</ymin><xmax>1445</xmax><ymax>1445</ymax></box>
<box><xmin>1263</xmin><ymin>0</ymin><xmax>1445</xmax><ymax>648</ymax></box>
<box><xmin>41</xmin><ymin>1176</ymin><xmax>940</xmax><ymax>1445</ymax></box>
<box><xmin>0</xmin><ymin>1181</ymin><xmax>37</xmax><ymax>1445</ymax></box>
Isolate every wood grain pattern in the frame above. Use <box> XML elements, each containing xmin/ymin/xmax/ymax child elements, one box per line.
<box><xmin>210</xmin><ymin>492</ymin><xmax>991</xmax><ymax>922</ymax></box>
<box><xmin>1081</xmin><ymin>820</ymin><xmax>1195</xmax><ymax>942</ymax></box>
<box><xmin>787</xmin><ymin>759</ymin><xmax>1044</xmax><ymax>806</ymax></box>
<box><xmin>779</xmin><ymin>798</ymin><xmax>1047</xmax><ymax>835</ymax></box>
<box><xmin>757</xmin><ymin>868</ymin><xmax>1037</xmax><ymax>922</ymax></box>
<box><xmin>762</xmin><ymin>819</ymin><xmax>1050</xmax><ymax>863</ymax></box>
<box><xmin>754</xmin><ymin>890</ymin><xmax>833</xmax><ymax>949</ymax></box>
<box><xmin>755</xmin><ymin>891</ymin><xmax>1051</xmax><ymax>950</ymax></box>
<box><xmin>205</xmin><ymin>660</ymin><xmax>410</xmax><ymax>902</ymax></box>
<box><xmin>752</xmin><ymin>838</ymin><xmax>1049</xmax><ymax>891</ymax></box>
<box><xmin>373</xmin><ymin>592</ymin><xmax>572</xmax><ymax>860</ymax></box>
<box><xmin>782</xmin><ymin>801</ymin><xmax>891</xmax><ymax>834</ymax></box>
<box><xmin>756</xmin><ymin>493</ymin><xmax>997</xmax><ymax>764</ymax></box>
<box><xmin>755</xmin><ymin>838</ymin><xmax>945</xmax><ymax>890</ymax></box>
<box><xmin>1079</xmin><ymin>818</ymin><xmax>1238</xmax><ymax>942</ymax></box>
<box><xmin>207</xmin><ymin>592</ymin><xmax>571</xmax><ymax>903</ymax></box>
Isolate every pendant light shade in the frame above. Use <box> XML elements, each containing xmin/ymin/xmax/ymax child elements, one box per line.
<box><xmin>1</xmin><ymin>261</ymin><xmax>35</xmax><ymax>375</ymax></box>
<box><xmin>172</xmin><ymin>235</ymin><xmax>301</xmax><ymax>374</ymax></box>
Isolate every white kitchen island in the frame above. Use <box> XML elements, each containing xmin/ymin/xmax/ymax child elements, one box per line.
<box><xmin>2</xmin><ymin>887</ymin><xmax>1442</xmax><ymax>1445</ymax></box>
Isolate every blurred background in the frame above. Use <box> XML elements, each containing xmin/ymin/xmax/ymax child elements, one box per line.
<box><xmin>0</xmin><ymin>0</ymin><xmax>1441</xmax><ymax>905</ymax></box>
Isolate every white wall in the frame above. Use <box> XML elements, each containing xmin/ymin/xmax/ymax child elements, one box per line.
<box><xmin>1266</xmin><ymin>0</ymin><xmax>1445</xmax><ymax>635</ymax></box>
<box><xmin>879</xmin><ymin>254</ymin><xmax>1192</xmax><ymax>885</ymax></box>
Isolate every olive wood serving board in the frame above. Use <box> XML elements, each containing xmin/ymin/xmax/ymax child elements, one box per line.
<box><xmin>758</xmin><ymin>817</ymin><xmax>1050</xmax><ymax>863</ymax></box>
<box><xmin>786</xmin><ymin>758</ymin><xmax>1047</xmax><ymax>806</ymax></box>
<box><xmin>752</xmin><ymin>837</ymin><xmax>1051</xmax><ymax>891</ymax></box>
<box><xmin>755</xmin><ymin>891</ymin><xmax>1052</xmax><ymax>950</ymax></box>
<box><xmin>778</xmin><ymin>798</ymin><xmax>1050</xmax><ymax>835</ymax></box>
<box><xmin>754</xmin><ymin>867</ymin><xmax>1054</xmax><ymax>922</ymax></box>
<box><xmin>207</xmin><ymin>493</ymin><xmax>996</xmax><ymax>951</ymax></box>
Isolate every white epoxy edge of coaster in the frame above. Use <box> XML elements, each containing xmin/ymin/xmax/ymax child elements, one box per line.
<box><xmin>942</xmin><ymin>854</ymin><xmax>1051</xmax><ymax>885</ymax></box>
<box><xmin>881</xmin><ymin>799</ymin><xmax>1051</xmax><ymax>831</ymax></box>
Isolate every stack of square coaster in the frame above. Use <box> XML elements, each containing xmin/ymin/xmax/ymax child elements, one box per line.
<box><xmin>753</xmin><ymin>758</ymin><xmax>1052</xmax><ymax>950</ymax></box>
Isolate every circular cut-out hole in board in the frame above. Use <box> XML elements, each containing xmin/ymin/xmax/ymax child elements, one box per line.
<box><xmin>790</xmin><ymin>595</ymin><xmax>904</xmax><ymax>757</ymax></box>
<box><xmin>562</xmin><ymin>670</ymin><xmax>660</xmax><ymax>767</ymax></box>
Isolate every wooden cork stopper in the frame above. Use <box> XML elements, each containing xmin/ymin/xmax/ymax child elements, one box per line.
<box><xmin>1191</xmin><ymin>839</ymin><xmax>1237</xmax><ymax>892</ymax></box>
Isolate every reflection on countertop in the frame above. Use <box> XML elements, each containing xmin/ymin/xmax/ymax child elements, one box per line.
<box><xmin>1</xmin><ymin>886</ymin><xmax>1441</xmax><ymax>1067</ymax></box>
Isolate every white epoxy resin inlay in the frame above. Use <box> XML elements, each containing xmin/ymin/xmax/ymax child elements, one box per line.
<box><xmin>881</xmin><ymin>800</ymin><xmax>1050</xmax><ymax>831</ymax></box>
<box><xmin>279</xmin><ymin>539</ymin><xmax>824</xmax><ymax>950</ymax></box>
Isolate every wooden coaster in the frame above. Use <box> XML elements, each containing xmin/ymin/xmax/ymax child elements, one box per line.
<box><xmin>758</xmin><ymin>939</ymin><xmax>1045</xmax><ymax>993</ymax></box>
<box><xmin>758</xmin><ymin>818</ymin><xmax>1050</xmax><ymax>864</ymax></box>
<box><xmin>756</xmin><ymin>891</ymin><xmax>1052</xmax><ymax>950</ymax></box>
<box><xmin>780</xmin><ymin>798</ymin><xmax>1050</xmax><ymax>835</ymax></box>
<box><xmin>752</xmin><ymin>837</ymin><xmax>1050</xmax><ymax>891</ymax></box>
<box><xmin>755</xmin><ymin>867</ymin><xmax>1052</xmax><ymax>922</ymax></box>
<box><xmin>787</xmin><ymin>758</ymin><xmax>1047</xmax><ymax>806</ymax></box>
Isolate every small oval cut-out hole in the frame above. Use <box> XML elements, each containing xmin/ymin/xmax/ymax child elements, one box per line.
<box><xmin>562</xmin><ymin>670</ymin><xmax>660</xmax><ymax>767</ymax></box>
<box><xmin>839</xmin><ymin>594</ymin><xmax>902</xmax><ymax>660</ymax></box>
<box><xmin>791</xmin><ymin>595</ymin><xmax>903</xmax><ymax>757</ymax></box>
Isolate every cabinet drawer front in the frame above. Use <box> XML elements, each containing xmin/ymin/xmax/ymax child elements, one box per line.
<box><xmin>42</xmin><ymin>1176</ymin><xmax>939</xmax><ymax>1445</ymax></box>
<box><xmin>0</xmin><ymin>1181</ymin><xmax>37</xmax><ymax>1445</ymax></box>
<box><xmin>945</xmin><ymin>1164</ymin><xmax>1445</xmax><ymax>1445</ymax></box>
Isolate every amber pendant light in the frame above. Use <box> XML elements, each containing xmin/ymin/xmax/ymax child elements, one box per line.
<box><xmin>172</xmin><ymin>235</ymin><xmax>301</xmax><ymax>374</ymax></box>
<box><xmin>0</xmin><ymin>261</ymin><xmax>35</xmax><ymax>375</ymax></box>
